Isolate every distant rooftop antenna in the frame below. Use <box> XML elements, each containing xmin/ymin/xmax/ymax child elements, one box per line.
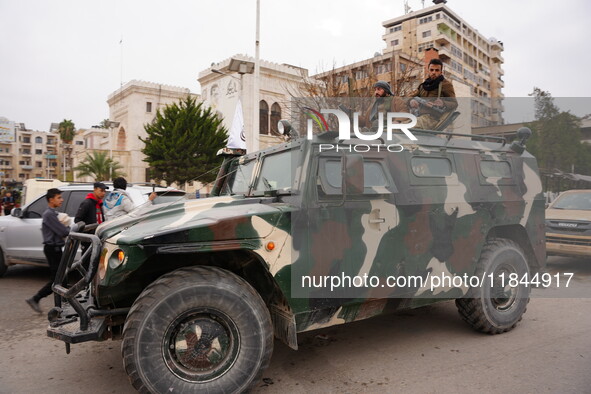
<box><xmin>433</xmin><ymin>0</ymin><xmax>448</xmax><ymax>4</ymax></box>
<box><xmin>421</xmin><ymin>0</ymin><xmax>425</xmax><ymax>8</ymax></box>
<box><xmin>404</xmin><ymin>0</ymin><xmax>412</xmax><ymax>14</ymax></box>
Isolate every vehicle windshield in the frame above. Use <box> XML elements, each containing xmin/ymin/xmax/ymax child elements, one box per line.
<box><xmin>551</xmin><ymin>192</ymin><xmax>591</xmax><ymax>210</ymax></box>
<box><xmin>152</xmin><ymin>191</ymin><xmax>187</xmax><ymax>205</ymax></box>
<box><xmin>222</xmin><ymin>149</ymin><xmax>297</xmax><ymax>196</ymax></box>
<box><xmin>222</xmin><ymin>157</ymin><xmax>256</xmax><ymax>195</ymax></box>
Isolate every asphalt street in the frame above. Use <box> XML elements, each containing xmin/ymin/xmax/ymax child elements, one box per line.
<box><xmin>0</xmin><ymin>256</ymin><xmax>589</xmax><ymax>394</ymax></box>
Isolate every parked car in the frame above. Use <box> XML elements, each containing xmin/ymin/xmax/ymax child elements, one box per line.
<box><xmin>546</xmin><ymin>189</ymin><xmax>591</xmax><ymax>257</ymax></box>
<box><xmin>0</xmin><ymin>183</ymin><xmax>185</xmax><ymax>276</ymax></box>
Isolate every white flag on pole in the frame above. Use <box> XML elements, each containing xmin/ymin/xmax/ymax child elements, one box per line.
<box><xmin>228</xmin><ymin>99</ymin><xmax>247</xmax><ymax>150</ymax></box>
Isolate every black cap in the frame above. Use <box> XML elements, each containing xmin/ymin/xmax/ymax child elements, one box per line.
<box><xmin>93</xmin><ymin>182</ymin><xmax>108</xmax><ymax>190</ymax></box>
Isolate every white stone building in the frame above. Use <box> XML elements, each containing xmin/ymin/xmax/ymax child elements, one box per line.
<box><xmin>198</xmin><ymin>54</ymin><xmax>306</xmax><ymax>153</ymax></box>
<box><xmin>72</xmin><ymin>80</ymin><xmax>198</xmax><ymax>184</ymax></box>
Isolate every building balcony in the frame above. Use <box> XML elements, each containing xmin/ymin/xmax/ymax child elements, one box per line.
<box><xmin>491</xmin><ymin>51</ymin><xmax>504</xmax><ymax>63</ymax></box>
<box><xmin>45</xmin><ymin>154</ymin><xmax>58</xmax><ymax>159</ymax></box>
<box><xmin>491</xmin><ymin>40</ymin><xmax>503</xmax><ymax>50</ymax></box>
<box><xmin>434</xmin><ymin>34</ymin><xmax>451</xmax><ymax>47</ymax></box>
<box><xmin>0</xmin><ymin>165</ymin><xmax>13</xmax><ymax>170</ymax></box>
<box><xmin>438</xmin><ymin>47</ymin><xmax>452</xmax><ymax>60</ymax></box>
<box><xmin>21</xmin><ymin>165</ymin><xmax>33</xmax><ymax>170</ymax></box>
<box><xmin>20</xmin><ymin>141</ymin><xmax>31</xmax><ymax>145</ymax></box>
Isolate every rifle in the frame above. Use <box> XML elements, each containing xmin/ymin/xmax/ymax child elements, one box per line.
<box><xmin>411</xmin><ymin>97</ymin><xmax>447</xmax><ymax>116</ymax></box>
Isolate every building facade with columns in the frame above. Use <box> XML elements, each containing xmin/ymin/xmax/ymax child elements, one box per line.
<box><xmin>75</xmin><ymin>80</ymin><xmax>199</xmax><ymax>183</ymax></box>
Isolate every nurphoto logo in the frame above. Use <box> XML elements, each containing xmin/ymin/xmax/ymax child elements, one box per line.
<box><xmin>306</xmin><ymin>108</ymin><xmax>418</xmax><ymax>141</ymax></box>
<box><xmin>305</xmin><ymin>108</ymin><xmax>418</xmax><ymax>152</ymax></box>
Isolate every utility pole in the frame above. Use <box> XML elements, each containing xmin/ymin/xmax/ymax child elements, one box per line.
<box><xmin>252</xmin><ymin>0</ymin><xmax>261</xmax><ymax>153</ymax></box>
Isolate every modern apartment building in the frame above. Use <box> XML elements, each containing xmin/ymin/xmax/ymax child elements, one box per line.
<box><xmin>0</xmin><ymin>118</ymin><xmax>61</xmax><ymax>183</ymax></box>
<box><xmin>381</xmin><ymin>1</ymin><xmax>505</xmax><ymax>126</ymax></box>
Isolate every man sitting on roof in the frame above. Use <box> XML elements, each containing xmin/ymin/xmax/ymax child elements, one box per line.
<box><xmin>409</xmin><ymin>58</ymin><xmax>457</xmax><ymax>130</ymax></box>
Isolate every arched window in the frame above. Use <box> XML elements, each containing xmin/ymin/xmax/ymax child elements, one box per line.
<box><xmin>259</xmin><ymin>100</ymin><xmax>269</xmax><ymax>135</ymax></box>
<box><xmin>270</xmin><ymin>103</ymin><xmax>281</xmax><ymax>135</ymax></box>
<box><xmin>117</xmin><ymin>127</ymin><xmax>126</xmax><ymax>151</ymax></box>
<box><xmin>35</xmin><ymin>136</ymin><xmax>43</xmax><ymax>144</ymax></box>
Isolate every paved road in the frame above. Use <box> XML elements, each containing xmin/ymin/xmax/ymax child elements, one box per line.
<box><xmin>0</xmin><ymin>256</ymin><xmax>589</xmax><ymax>393</ymax></box>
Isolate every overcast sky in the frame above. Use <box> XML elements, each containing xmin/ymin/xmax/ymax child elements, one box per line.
<box><xmin>1</xmin><ymin>0</ymin><xmax>589</xmax><ymax>131</ymax></box>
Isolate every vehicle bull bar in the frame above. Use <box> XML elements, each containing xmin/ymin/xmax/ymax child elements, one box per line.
<box><xmin>46</xmin><ymin>222</ymin><xmax>126</xmax><ymax>351</ymax></box>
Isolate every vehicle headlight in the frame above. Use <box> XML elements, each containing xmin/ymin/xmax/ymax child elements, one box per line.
<box><xmin>98</xmin><ymin>248</ymin><xmax>126</xmax><ymax>280</ymax></box>
<box><xmin>98</xmin><ymin>248</ymin><xmax>109</xmax><ymax>280</ymax></box>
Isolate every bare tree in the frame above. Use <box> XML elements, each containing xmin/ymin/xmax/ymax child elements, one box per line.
<box><xmin>283</xmin><ymin>52</ymin><xmax>423</xmax><ymax>135</ymax></box>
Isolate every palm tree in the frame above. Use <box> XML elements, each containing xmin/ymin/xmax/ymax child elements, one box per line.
<box><xmin>58</xmin><ymin>119</ymin><xmax>76</xmax><ymax>181</ymax></box>
<box><xmin>58</xmin><ymin>119</ymin><xmax>76</xmax><ymax>143</ymax></box>
<box><xmin>74</xmin><ymin>151</ymin><xmax>125</xmax><ymax>181</ymax></box>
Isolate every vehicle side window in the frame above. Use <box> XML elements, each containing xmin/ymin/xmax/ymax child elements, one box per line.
<box><xmin>411</xmin><ymin>157</ymin><xmax>452</xmax><ymax>177</ymax></box>
<box><xmin>24</xmin><ymin>196</ymin><xmax>47</xmax><ymax>218</ymax></box>
<box><xmin>480</xmin><ymin>160</ymin><xmax>511</xmax><ymax>178</ymax></box>
<box><xmin>64</xmin><ymin>191</ymin><xmax>87</xmax><ymax>216</ymax></box>
<box><xmin>319</xmin><ymin>159</ymin><xmax>394</xmax><ymax>196</ymax></box>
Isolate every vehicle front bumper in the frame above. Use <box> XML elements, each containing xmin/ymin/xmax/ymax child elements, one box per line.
<box><xmin>546</xmin><ymin>232</ymin><xmax>591</xmax><ymax>257</ymax></box>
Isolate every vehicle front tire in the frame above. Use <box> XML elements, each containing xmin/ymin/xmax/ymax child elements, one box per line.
<box><xmin>122</xmin><ymin>265</ymin><xmax>273</xmax><ymax>393</ymax></box>
<box><xmin>455</xmin><ymin>238</ymin><xmax>531</xmax><ymax>334</ymax></box>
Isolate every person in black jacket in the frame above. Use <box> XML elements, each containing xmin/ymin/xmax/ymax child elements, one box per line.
<box><xmin>74</xmin><ymin>182</ymin><xmax>108</xmax><ymax>226</ymax></box>
<box><xmin>75</xmin><ymin>182</ymin><xmax>108</xmax><ymax>256</ymax></box>
<box><xmin>26</xmin><ymin>188</ymin><xmax>70</xmax><ymax>313</ymax></box>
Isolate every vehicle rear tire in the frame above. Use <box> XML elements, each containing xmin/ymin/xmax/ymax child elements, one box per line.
<box><xmin>121</xmin><ymin>265</ymin><xmax>273</xmax><ymax>393</ymax></box>
<box><xmin>0</xmin><ymin>250</ymin><xmax>7</xmax><ymax>277</ymax></box>
<box><xmin>455</xmin><ymin>238</ymin><xmax>530</xmax><ymax>334</ymax></box>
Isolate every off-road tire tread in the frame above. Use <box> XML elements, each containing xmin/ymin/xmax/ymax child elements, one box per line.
<box><xmin>455</xmin><ymin>238</ymin><xmax>530</xmax><ymax>335</ymax></box>
<box><xmin>122</xmin><ymin>265</ymin><xmax>273</xmax><ymax>394</ymax></box>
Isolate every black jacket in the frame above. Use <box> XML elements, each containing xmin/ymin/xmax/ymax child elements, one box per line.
<box><xmin>74</xmin><ymin>193</ymin><xmax>105</xmax><ymax>225</ymax></box>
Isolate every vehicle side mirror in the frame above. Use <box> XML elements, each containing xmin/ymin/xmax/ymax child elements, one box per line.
<box><xmin>342</xmin><ymin>154</ymin><xmax>364</xmax><ymax>195</ymax></box>
<box><xmin>11</xmin><ymin>208</ymin><xmax>22</xmax><ymax>217</ymax></box>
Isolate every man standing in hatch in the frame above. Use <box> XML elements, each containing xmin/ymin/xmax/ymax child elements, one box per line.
<box><xmin>409</xmin><ymin>58</ymin><xmax>457</xmax><ymax>130</ymax></box>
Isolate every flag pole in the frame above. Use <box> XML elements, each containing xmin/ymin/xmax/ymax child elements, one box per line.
<box><xmin>252</xmin><ymin>0</ymin><xmax>260</xmax><ymax>153</ymax></box>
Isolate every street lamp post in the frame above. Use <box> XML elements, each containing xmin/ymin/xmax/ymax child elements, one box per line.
<box><xmin>105</xmin><ymin>120</ymin><xmax>120</xmax><ymax>180</ymax></box>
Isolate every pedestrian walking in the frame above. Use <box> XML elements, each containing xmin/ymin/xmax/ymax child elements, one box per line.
<box><xmin>26</xmin><ymin>188</ymin><xmax>70</xmax><ymax>314</ymax></box>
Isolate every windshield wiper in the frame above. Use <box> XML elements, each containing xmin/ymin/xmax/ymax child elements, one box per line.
<box><xmin>262</xmin><ymin>177</ymin><xmax>273</xmax><ymax>191</ymax></box>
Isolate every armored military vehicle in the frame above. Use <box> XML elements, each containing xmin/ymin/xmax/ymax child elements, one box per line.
<box><xmin>47</xmin><ymin>122</ymin><xmax>545</xmax><ymax>393</ymax></box>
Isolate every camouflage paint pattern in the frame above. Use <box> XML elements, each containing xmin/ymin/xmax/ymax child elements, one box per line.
<box><xmin>92</xmin><ymin>126</ymin><xmax>545</xmax><ymax>339</ymax></box>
